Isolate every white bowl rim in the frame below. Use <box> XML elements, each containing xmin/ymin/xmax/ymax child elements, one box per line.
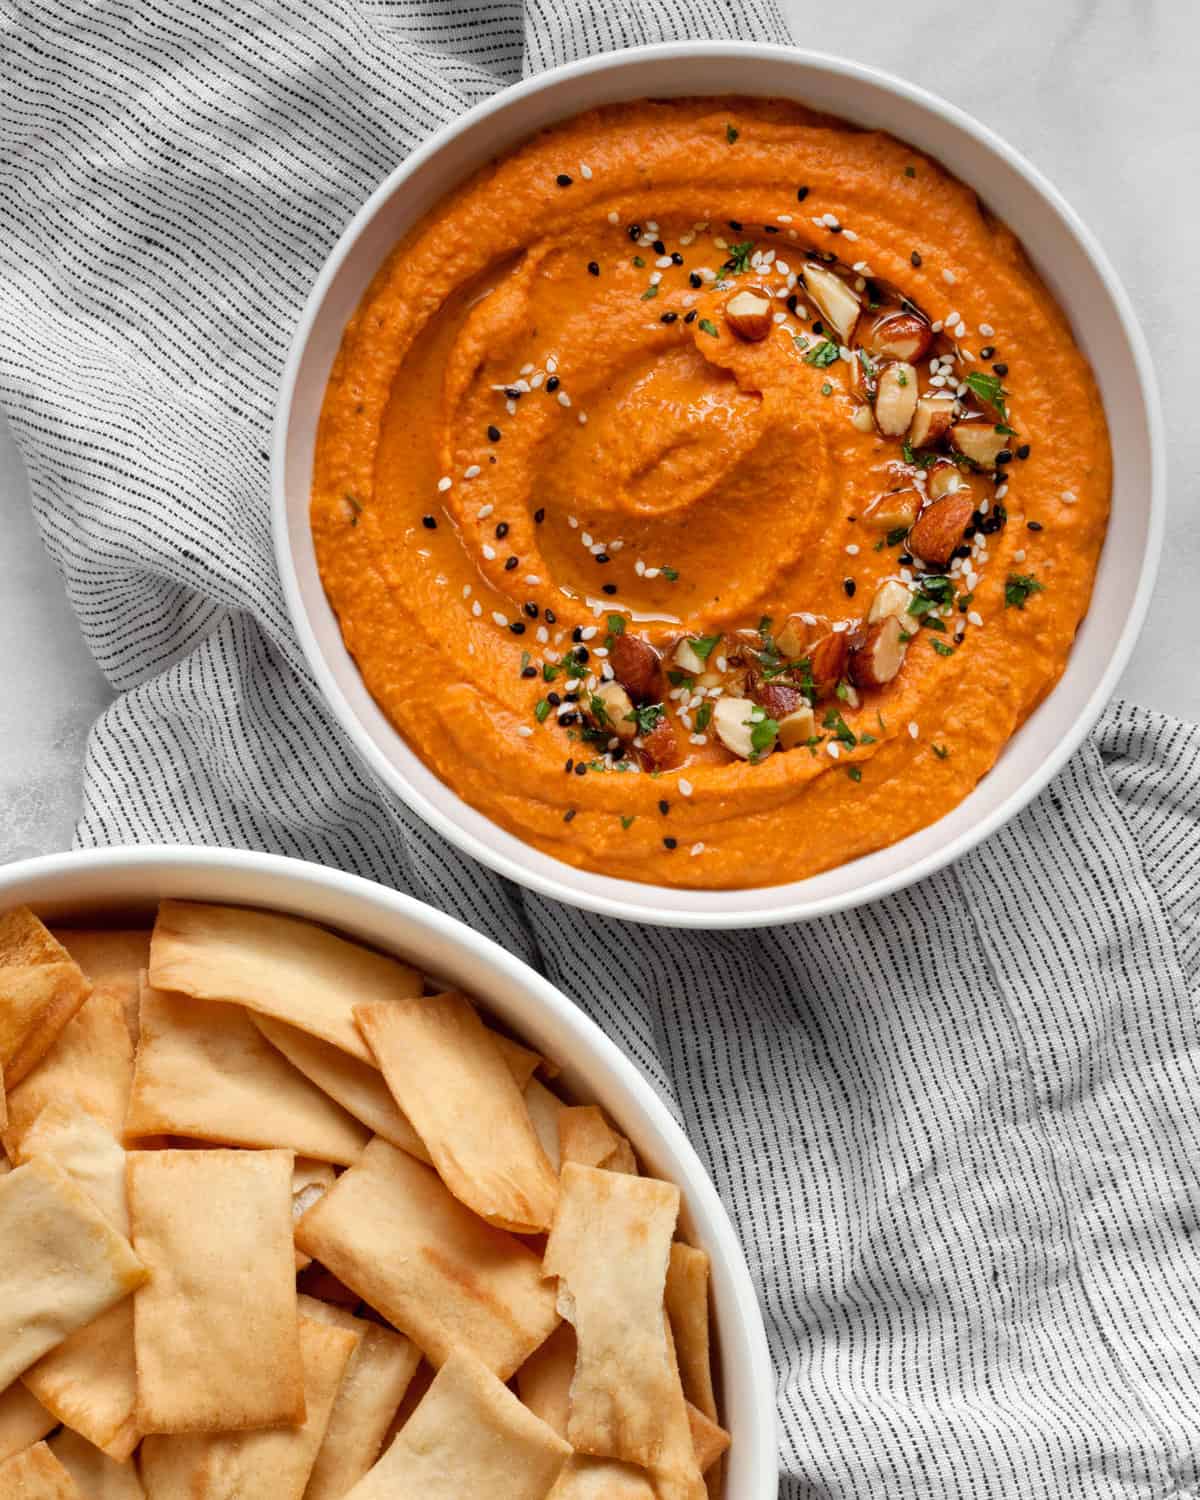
<box><xmin>0</xmin><ymin>842</ymin><xmax>778</xmax><ymax>1492</ymax></box>
<box><xmin>272</xmin><ymin>39</ymin><xmax>1165</xmax><ymax>930</ymax></box>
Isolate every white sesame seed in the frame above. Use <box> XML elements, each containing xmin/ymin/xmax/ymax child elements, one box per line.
<box><xmin>1013</xmin><ymin>549</ymin><xmax>1026</xmax><ymax>562</ymax></box>
<box><xmin>483</xmin><ymin>544</ymin><xmax>497</xmax><ymax>561</ymax></box>
<box><xmin>845</xmin><ymin>543</ymin><xmax>860</xmax><ymax>556</ymax></box>
<box><xmin>655</xmin><ymin>255</ymin><xmax>672</xmax><ymax>269</ymax></box>
<box><xmin>979</xmin><ymin>322</ymin><xmax>994</xmax><ymax>337</ymax></box>
<box><xmin>608</xmin><ymin>540</ymin><xmax>624</xmax><ymax>552</ymax></box>
<box><xmin>646</xmin><ymin>221</ymin><xmax>658</xmax><ymax>232</ymax></box>
<box><xmin>942</xmin><ymin>269</ymin><xmax>957</xmax><ymax>284</ymax></box>
<box><xmin>581</xmin><ymin>625</ymin><xmax>598</xmax><ymax>640</ymax></box>
<box><xmin>478</xmin><ymin>503</ymin><xmax>494</xmax><ymax>519</ymax></box>
<box><xmin>580</xmin><ymin>162</ymin><xmax>592</xmax><ymax>180</ymax></box>
<box><xmin>931</xmin><ymin>319</ymin><xmax>944</xmax><ymax>333</ymax></box>
<box><xmin>607</xmin><ymin>210</ymin><xmax>619</xmax><ymax>224</ymax></box>
<box><xmin>715</xmin><ymin>655</ymin><xmax>728</xmax><ymax>672</ymax></box>
<box><xmin>472</xmin><ymin>601</ymin><xmax>481</xmax><ymax>617</ymax></box>
<box><xmin>593</xmin><ymin>646</ymin><xmax>609</xmax><ymax>659</ymax></box>
<box><xmin>842</xmin><ymin>229</ymin><xmax>858</xmax><ymax>242</ymax></box>
<box><xmin>530</xmin><ymin>372</ymin><xmax>545</xmax><ymax>389</ymax></box>
<box><xmin>437</xmin><ymin>475</ymin><xmax>452</xmax><ymax>492</ymax></box>
<box><xmin>827</xmin><ymin>741</ymin><xmax>841</xmax><ymax>759</ymax></box>
<box><xmin>516</xmin><ymin>725</ymin><xmax>533</xmax><ymax>737</ymax></box>
<box><xmin>776</xmin><ymin>258</ymin><xmax>791</xmax><ymax>276</ymax></box>
<box><xmin>690</xmin><ymin>842</ymin><xmax>705</xmax><ymax>856</ymax></box>
<box><xmin>778</xmin><ymin>213</ymin><xmax>793</xmax><ymax>223</ymax></box>
<box><xmin>968</xmin><ymin>610</ymin><xmax>984</xmax><ymax>627</ymax></box>
<box><xmin>462</xmin><ymin>584</ymin><xmax>471</xmax><ymax>598</ymax></box>
<box><xmin>557</xmin><ymin>391</ymin><xmax>571</xmax><ymax>407</ymax></box>
<box><xmin>773</xmin><ymin>311</ymin><xmax>787</xmax><ymax>324</ymax></box>
<box><xmin>506</xmin><ymin>399</ymin><xmax>516</xmax><ymax>414</ymax></box>
<box><xmin>635</xmin><ymin>559</ymin><xmax>645</xmax><ymax>575</ymax></box>
<box><xmin>546</xmin><ymin>356</ymin><xmax>558</xmax><ymax>374</ymax></box>
<box><xmin>679</xmin><ymin>778</ymin><xmax>693</xmax><ymax>797</ymax></box>
<box><xmin>536</xmin><ymin>625</ymin><xmax>549</xmax><ymax>643</ymax></box>
<box><xmin>908</xmin><ymin>721</ymin><xmax>919</xmax><ymax>739</ymax></box>
<box><xmin>1062</xmin><ymin>490</ymin><xmax>1078</xmax><ymax>504</ymax></box>
<box><xmin>464</xmin><ymin>465</ymin><xmax>481</xmax><ymax>479</ymax></box>
<box><xmin>822</xmin><ymin>213</ymin><xmax>838</xmax><ymax>227</ymax></box>
<box><xmin>578</xmin><ymin>412</ymin><xmax>588</xmax><ymax>425</ymax></box>
<box><xmin>492</xmin><ymin>611</ymin><xmax>507</xmax><ymax>626</ymax></box>
<box><xmin>644</xmin><ymin>567</ymin><xmax>660</xmax><ymax>579</ymax></box>
<box><xmin>689</xmin><ymin>733</ymin><xmax>707</xmax><ymax>745</ymax></box>
<box><xmin>524</xmin><ymin>574</ymin><xmax>540</xmax><ymax>586</ymax></box>
<box><xmin>568</xmin><ymin>515</ymin><xmax>578</xmax><ymax>528</ymax></box>
<box><xmin>832</xmin><ymin>620</ymin><xmax>849</xmax><ymax>633</ymax></box>
<box><xmin>581</xmin><ymin>532</ymin><xmax>593</xmax><ymax>547</ymax></box>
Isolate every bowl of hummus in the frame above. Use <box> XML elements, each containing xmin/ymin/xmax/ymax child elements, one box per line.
<box><xmin>274</xmin><ymin>43</ymin><xmax>1161</xmax><ymax>926</ymax></box>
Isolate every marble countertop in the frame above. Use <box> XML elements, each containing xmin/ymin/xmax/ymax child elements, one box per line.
<box><xmin>2</xmin><ymin>0</ymin><xmax>1195</xmax><ymax>865</ymax></box>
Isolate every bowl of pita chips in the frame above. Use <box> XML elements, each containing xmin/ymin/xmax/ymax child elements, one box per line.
<box><xmin>0</xmin><ymin>845</ymin><xmax>775</xmax><ymax>1499</ymax></box>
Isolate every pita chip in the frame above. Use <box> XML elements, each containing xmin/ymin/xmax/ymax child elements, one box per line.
<box><xmin>558</xmin><ymin>1106</ymin><xmax>637</xmax><ymax>1175</ymax></box>
<box><xmin>356</xmin><ymin>993</ymin><xmax>558</xmax><ymax>1233</ymax></box>
<box><xmin>1</xmin><ymin>987</ymin><xmax>134</xmax><ymax>1161</ymax></box>
<box><xmin>252</xmin><ymin>1014</ymin><xmax>429</xmax><ymax>1162</ymax></box>
<box><xmin>542</xmin><ymin>1164</ymin><xmax>683</xmax><ymax>1468</ymax></box>
<box><xmin>665</xmin><ymin>1243</ymin><xmax>717</xmax><ymax>1422</ymax></box>
<box><xmin>293</xmin><ymin>1158</ymin><xmax>337</xmax><ymax>1270</ymax></box>
<box><xmin>0</xmin><ymin>908</ymin><xmax>92</xmax><ymax>1090</ymax></box>
<box><xmin>297</xmin><ymin>1296</ymin><xmax>421</xmax><ymax>1500</ymax></box>
<box><xmin>47</xmin><ymin>1428</ymin><xmax>146</xmax><ymax>1500</ymax></box>
<box><xmin>52</xmin><ymin>929</ymin><xmax>149</xmax><ymax>1046</ymax></box>
<box><xmin>14</xmin><ymin>1099</ymin><xmax>130</xmax><ymax>1236</ymax></box>
<box><xmin>295</xmin><ymin>1136</ymin><xmax>560</xmax><ymax>1379</ymax></box>
<box><xmin>524</xmin><ymin>1079</ymin><xmax>564</xmax><ymax>1171</ymax></box>
<box><xmin>125</xmin><ymin>981</ymin><xmax>368</xmax><ymax>1165</ymax></box>
<box><xmin>0</xmin><ymin>1384</ymin><xmax>55</xmax><ymax>1464</ymax></box>
<box><xmin>341</xmin><ymin>1350</ymin><xmax>569</xmax><ymax>1500</ymax></box>
<box><xmin>0</xmin><ymin>1441</ymin><xmax>84</xmax><ymax>1499</ymax></box>
<box><xmin>148</xmin><ymin>901</ymin><xmax>422</xmax><ymax>1062</ymax></box>
<box><xmin>128</xmin><ymin>1147</ymin><xmax>304</xmax><ymax>1433</ymax></box>
<box><xmin>548</xmin><ymin>1457</ymin><xmax>657</xmax><ymax>1499</ymax></box>
<box><xmin>139</xmin><ymin>1314</ymin><xmax>357</xmax><ymax>1500</ymax></box>
<box><xmin>0</xmin><ymin>1157</ymin><xmax>145</xmax><ymax>1392</ymax></box>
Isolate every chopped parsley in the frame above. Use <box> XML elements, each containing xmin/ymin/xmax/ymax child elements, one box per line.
<box><xmin>660</xmin><ymin>565</ymin><xmax>680</xmax><ymax>581</ymax></box>
<box><xmin>931</xmin><ymin>639</ymin><xmax>956</xmax><ymax>657</ymax></box>
<box><xmin>627</xmin><ymin>703</ymin><xmax>665</xmax><ymax>734</ymax></box>
<box><xmin>901</xmin><ymin>440</ymin><xmax>936</xmax><ymax>468</ymax></box>
<box><xmin>1004</xmin><ymin>573</ymin><xmax>1044</xmax><ymax>610</ymax></box>
<box><xmin>822</xmin><ymin>708</ymin><xmax>857</xmax><ymax>748</ymax></box>
<box><xmin>542</xmin><ymin>662</ymin><xmax>560</xmax><ymax>682</ymax></box>
<box><xmin>698</xmin><ymin>318</ymin><xmax>720</xmax><ymax>339</ymax></box>
<box><xmin>632</xmin><ymin>255</ymin><xmax>645</xmax><ymax>267</ymax></box>
<box><xmin>694</xmin><ymin>702</ymin><xmax>713</xmax><ymax>731</ymax></box>
<box><xmin>691</xmin><ymin>634</ymin><xmax>721</xmax><ymax>662</ymax></box>
<box><xmin>907</xmin><ymin>576</ymin><xmax>955</xmax><ymax>620</ymax></box>
<box><xmin>588</xmin><ymin>694</ymin><xmax>610</xmax><ymax>726</ymax></box>
<box><xmin>886</xmin><ymin>524</ymin><xmax>910</xmax><ymax>547</ymax></box>
<box><xmin>804</xmin><ymin>339</ymin><xmax>840</xmax><ymax>368</ymax></box>
<box><xmin>964</xmin><ymin>370</ymin><xmax>1009</xmax><ymax>421</ymax></box>
<box><xmin>750</xmin><ymin>714</ymin><xmax>779</xmax><ymax>757</ymax></box>
<box><xmin>723</xmin><ymin>239</ymin><xmax>755</xmax><ymax>274</ymax></box>
<box><xmin>641</xmin><ymin>284</ymin><xmax>659</xmax><ymax>301</ymax></box>
<box><xmin>847</xmin><ymin>765</ymin><xmax>863</xmax><ymax>783</ymax></box>
<box><xmin>932</xmin><ymin>743</ymin><xmax>950</xmax><ymax>759</ymax></box>
<box><xmin>621</xmin><ymin>814</ymin><xmax>635</xmax><ymax>829</ymax></box>
<box><xmin>726</xmin><ymin>122</ymin><xmax>739</xmax><ymax>144</ymax></box>
<box><xmin>857</xmin><ymin>349</ymin><xmax>878</xmax><ymax>386</ymax></box>
<box><xmin>821</xmin><ymin>382</ymin><xmax>833</xmax><ymax>397</ymax></box>
<box><xmin>534</xmin><ymin>699</ymin><xmax>552</xmax><ymax>723</ymax></box>
<box><xmin>606</xmin><ymin>614</ymin><xmax>625</xmax><ymax>642</ymax></box>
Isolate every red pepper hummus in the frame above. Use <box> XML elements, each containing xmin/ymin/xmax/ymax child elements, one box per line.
<box><xmin>311</xmin><ymin>97</ymin><xmax>1110</xmax><ymax>889</ymax></box>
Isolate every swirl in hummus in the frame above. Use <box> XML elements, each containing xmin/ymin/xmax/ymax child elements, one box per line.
<box><xmin>311</xmin><ymin>97</ymin><xmax>1110</xmax><ymax>889</ymax></box>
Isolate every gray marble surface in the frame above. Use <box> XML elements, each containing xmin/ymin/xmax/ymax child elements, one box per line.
<box><xmin>1</xmin><ymin>0</ymin><xmax>1196</xmax><ymax>865</ymax></box>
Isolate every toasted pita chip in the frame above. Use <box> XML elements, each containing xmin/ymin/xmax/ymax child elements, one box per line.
<box><xmin>558</xmin><ymin>1106</ymin><xmax>637</xmax><ymax>1176</ymax></box>
<box><xmin>0</xmin><ymin>908</ymin><xmax>92</xmax><ymax>1090</ymax></box>
<box><xmin>543</xmin><ymin>1164</ymin><xmax>682</xmax><ymax>1467</ymax></box>
<box><xmin>47</xmin><ymin>1428</ymin><xmax>146</xmax><ymax>1500</ymax></box>
<box><xmin>648</xmin><ymin>1317</ymin><xmax>707</xmax><ymax>1500</ymax></box>
<box><xmin>125</xmin><ymin>981</ymin><xmax>367</xmax><ymax>1165</ymax></box>
<box><xmin>357</xmin><ymin>994</ymin><xmax>558</xmax><ymax>1233</ymax></box>
<box><xmin>52</xmin><ymin>930</ymin><xmax>149</xmax><ymax>1047</ymax></box>
<box><xmin>15</xmin><ymin>1100</ymin><xmax>130</xmax><ymax>1236</ymax></box>
<box><xmin>149</xmin><ymin>902</ymin><xmax>422</xmax><ymax>1062</ymax></box>
<box><xmin>1</xmin><ymin>1071</ymin><xmax>6</xmax><ymax>1131</ymax></box>
<box><xmin>0</xmin><ymin>1157</ymin><xmax>145</xmax><ymax>1391</ymax></box>
<box><xmin>139</xmin><ymin>1315</ymin><xmax>357</xmax><ymax>1500</ymax></box>
<box><xmin>128</xmin><ymin>1147</ymin><xmax>304</xmax><ymax>1433</ymax></box>
<box><xmin>665</xmin><ymin>1243</ymin><xmax>716</xmax><ymax>1422</ymax></box>
<box><xmin>296</xmin><ymin>1263</ymin><xmax>361</xmax><ymax>1310</ymax></box>
<box><xmin>24</xmin><ymin>1300</ymin><xmax>139</xmax><ymax>1462</ymax></box>
<box><xmin>524</xmin><ymin>1080</ymin><xmax>564</xmax><ymax>1171</ymax></box>
<box><xmin>0</xmin><ymin>1383</ymin><xmax>55</xmax><ymax>1463</ymax></box>
<box><xmin>687</xmin><ymin>1402</ymin><xmax>730</xmax><ymax>1474</ymax></box>
<box><xmin>341</xmin><ymin>1350</ymin><xmax>569</xmax><ymax>1500</ymax></box>
<box><xmin>1</xmin><ymin>989</ymin><xmax>134</xmax><ymax>1161</ymax></box>
<box><xmin>297</xmin><ymin>1295</ymin><xmax>421</xmax><ymax>1500</ymax></box>
<box><xmin>293</xmin><ymin>1159</ymin><xmax>337</xmax><ymax>1269</ymax></box>
<box><xmin>295</xmin><ymin>1136</ymin><xmax>560</xmax><ymax>1378</ymax></box>
<box><xmin>0</xmin><ymin>1441</ymin><xmax>84</xmax><ymax>1498</ymax></box>
<box><xmin>548</xmin><ymin>1457</ymin><xmax>656</xmax><ymax>1499</ymax></box>
<box><xmin>251</xmin><ymin>1015</ymin><xmax>429</xmax><ymax>1162</ymax></box>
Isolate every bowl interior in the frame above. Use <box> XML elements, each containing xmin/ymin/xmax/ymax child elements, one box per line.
<box><xmin>0</xmin><ymin>847</ymin><xmax>777</xmax><ymax>1496</ymax></box>
<box><xmin>275</xmin><ymin>44</ymin><xmax>1159</xmax><ymax>926</ymax></box>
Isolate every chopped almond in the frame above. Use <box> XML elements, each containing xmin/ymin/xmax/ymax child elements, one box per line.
<box><xmin>865</xmin><ymin>488</ymin><xmax>920</xmax><ymax>532</ymax></box>
<box><xmin>908</xmin><ymin>492</ymin><xmax>975</xmax><ymax>566</ymax></box>
<box><xmin>906</xmin><ymin>396</ymin><xmax>955</xmax><ymax>450</ymax></box>
<box><xmin>952</xmin><ymin>422</ymin><xmax>1009</xmax><ymax>468</ymax></box>
<box><xmin>777</xmin><ymin>704</ymin><xmax>817</xmax><ymax>751</ymax></box>
<box><xmin>640</xmin><ymin>716</ymin><xmax>681</xmax><ymax>771</ymax></box>
<box><xmin>800</xmin><ymin>263</ymin><xmax>861</xmax><ymax>343</ymax></box>
<box><xmin>747</xmin><ymin>677</ymin><xmax>805</xmax><ymax>720</ymax></box>
<box><xmin>867</xmin><ymin>579</ymin><xmax>915</xmax><ymax>624</ymax></box>
<box><xmin>774</xmin><ymin>616</ymin><xmax>809</xmax><ymax>659</ymax></box>
<box><xmin>592</xmin><ymin>681</ymin><xmax>637</xmax><ymax>740</ymax></box>
<box><xmin>849</xmin><ymin>615</ymin><xmax>908</xmax><ymax>689</ymax></box>
<box><xmin>714</xmin><ymin>698</ymin><xmax>766</xmax><ymax>760</ymax></box>
<box><xmin>874</xmin><ymin>361</ymin><xmax>919</xmax><ymax>436</ymax></box>
<box><xmin>927</xmin><ymin>461</ymin><xmax>966</xmax><ymax>500</ymax></box>
<box><xmin>865</xmin><ymin>310</ymin><xmax>932</xmax><ymax>362</ymax></box>
<box><xmin>673</xmin><ymin>638</ymin><xmax>707</xmax><ymax>675</ymax></box>
<box><xmin>724</xmin><ymin>288</ymin><xmax>773</xmax><ymax>341</ymax></box>
<box><xmin>808</xmin><ymin>632</ymin><xmax>849</xmax><ymax>699</ymax></box>
<box><xmin>609</xmin><ymin>633</ymin><xmax>662</xmax><ymax>705</ymax></box>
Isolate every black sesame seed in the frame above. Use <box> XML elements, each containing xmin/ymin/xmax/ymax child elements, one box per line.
<box><xmin>660</xmin><ymin>311</ymin><xmax>678</xmax><ymax>324</ymax></box>
<box><xmin>898</xmin><ymin>553</ymin><xmax>914</xmax><ymax>566</ymax></box>
<box><xmin>652</xmin><ymin>239</ymin><xmax>666</xmax><ymax>255</ymax></box>
<box><xmin>1027</xmin><ymin>520</ymin><xmax>1043</xmax><ymax>532</ymax></box>
<box><xmin>421</xmin><ymin>515</ymin><xmax>437</xmax><ymax>529</ymax></box>
<box><xmin>965</xmin><ymin>524</ymin><xmax>978</xmax><ymax>539</ymax></box>
<box><xmin>601</xmin><ymin>583</ymin><xmax>617</xmax><ymax>595</ymax></box>
<box><xmin>684</xmin><ymin>310</ymin><xmax>697</xmax><ymax>324</ymax></box>
<box><xmin>534</xmin><ymin>507</ymin><xmax>545</xmax><ymax>524</ymax></box>
<box><xmin>663</xmin><ymin>837</ymin><xmax>677</xmax><ymax>850</ymax></box>
<box><xmin>671</xmin><ymin>252</ymin><xmax>684</xmax><ymax>265</ymax></box>
<box><xmin>627</xmin><ymin>223</ymin><xmax>641</xmax><ymax>241</ymax></box>
<box><xmin>548</xmin><ymin>693</ymin><xmax>562</xmax><ymax>706</ymax></box>
<box><xmin>564</xmin><ymin>758</ymin><xmax>573</xmax><ymax>773</ymax></box>
<box><xmin>587</xmin><ymin>261</ymin><xmax>600</xmax><ymax>276</ymax></box>
<box><xmin>786</xmin><ymin>294</ymin><xmax>799</xmax><ymax>314</ymax></box>
<box><xmin>560</xmin><ymin>713</ymin><xmax>579</xmax><ymax>727</ymax></box>
<box><xmin>812</xmin><ymin>320</ymin><xmax>825</xmax><ymax>336</ymax></box>
<box><xmin>658</xmin><ymin>799</ymin><xmax>669</xmax><ymax>816</ymax></box>
<box><xmin>995</xmin><ymin>450</ymin><xmax>1012</xmax><ymax>465</ymax></box>
<box><xmin>575</xmin><ymin>646</ymin><xmax>589</xmax><ymax>663</ymax></box>
<box><xmin>509</xmin><ymin>621</ymin><xmax>525</xmax><ymax>635</ymax></box>
<box><xmin>763</xmin><ymin>224</ymin><xmax>779</xmax><ymax>234</ymax></box>
<box><xmin>953</xmin><ymin>544</ymin><xmax>972</xmax><ymax>560</ymax></box>
<box><xmin>572</xmin><ymin>627</ymin><xmax>583</xmax><ymax>642</ymax></box>
<box><xmin>564</xmin><ymin>808</ymin><xmax>576</xmax><ymax>822</ymax></box>
<box><xmin>689</xmin><ymin>272</ymin><xmax>702</xmax><ymax>288</ymax></box>
<box><xmin>544</xmin><ymin>608</ymin><xmax>556</xmax><ymax>623</ymax></box>
<box><xmin>830</xmin><ymin>223</ymin><xmax>843</xmax><ymax>234</ymax></box>
<box><xmin>505</xmin><ymin>386</ymin><xmax>521</xmax><ymax>399</ymax></box>
<box><xmin>843</xmin><ymin>578</ymin><xmax>857</xmax><ymax>597</ymax></box>
<box><xmin>992</xmin><ymin>362</ymin><xmax>1008</xmax><ymax>376</ymax></box>
<box><xmin>1016</xmin><ymin>443</ymin><xmax>1031</xmax><ymax>460</ymax></box>
<box><xmin>910</xmin><ymin>250</ymin><xmax>922</xmax><ymax>267</ymax></box>
<box><xmin>574</xmin><ymin>762</ymin><xmax>586</xmax><ymax>776</ymax></box>
<box><xmin>979</xmin><ymin>345</ymin><xmax>995</xmax><ymax>360</ymax></box>
<box><xmin>595</xmin><ymin>554</ymin><xmax>610</xmax><ymax>565</ymax></box>
<box><xmin>523</xmin><ymin>601</ymin><xmax>538</xmax><ymax>618</ymax></box>
<box><xmin>545</xmin><ymin>376</ymin><xmax>560</xmax><ymax>392</ymax></box>
<box><xmin>495</xmin><ymin>521</ymin><xmax>509</xmax><ymax>538</ymax></box>
<box><xmin>505</xmin><ymin>556</ymin><xmax>518</xmax><ymax>572</ymax></box>
<box><xmin>487</xmin><ymin>425</ymin><xmax>501</xmax><ymax>442</ymax></box>
<box><xmin>796</xmin><ymin>186</ymin><xmax>809</xmax><ymax>202</ymax></box>
<box><xmin>556</xmin><ymin>173</ymin><xmax>573</xmax><ymax>187</ymax></box>
<box><xmin>521</xmin><ymin>665</ymin><xmax>537</xmax><ymax>679</ymax></box>
<box><xmin>728</xmin><ymin>220</ymin><xmax>742</xmax><ymax>232</ymax></box>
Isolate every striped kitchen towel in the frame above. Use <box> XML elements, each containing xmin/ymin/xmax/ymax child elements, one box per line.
<box><xmin>3</xmin><ymin>3</ymin><xmax>1200</xmax><ymax>1495</ymax></box>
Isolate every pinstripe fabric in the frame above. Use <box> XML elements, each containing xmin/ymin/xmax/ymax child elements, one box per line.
<box><xmin>2</xmin><ymin>4</ymin><xmax>1199</xmax><ymax>1494</ymax></box>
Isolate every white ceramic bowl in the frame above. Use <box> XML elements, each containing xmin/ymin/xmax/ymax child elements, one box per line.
<box><xmin>274</xmin><ymin>42</ymin><xmax>1163</xmax><ymax>928</ymax></box>
<box><xmin>0</xmin><ymin>844</ymin><xmax>776</xmax><ymax>1496</ymax></box>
